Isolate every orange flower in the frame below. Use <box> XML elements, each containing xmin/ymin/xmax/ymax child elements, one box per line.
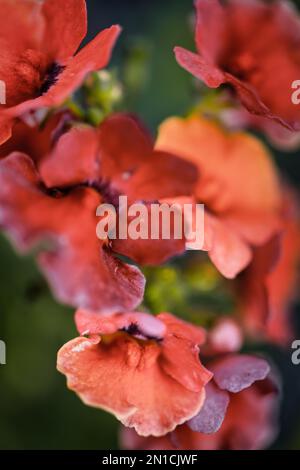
<box><xmin>122</xmin><ymin>354</ymin><xmax>279</xmax><ymax>450</ymax></box>
<box><xmin>156</xmin><ymin>115</ymin><xmax>282</xmax><ymax>278</ymax></box>
<box><xmin>57</xmin><ymin>310</ymin><xmax>212</xmax><ymax>437</ymax></box>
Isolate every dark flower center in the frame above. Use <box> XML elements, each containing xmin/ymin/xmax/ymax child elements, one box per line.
<box><xmin>121</xmin><ymin>322</ymin><xmax>163</xmax><ymax>342</ymax></box>
<box><xmin>89</xmin><ymin>180</ymin><xmax>121</xmax><ymax>207</ymax></box>
<box><xmin>39</xmin><ymin>62</ymin><xmax>65</xmax><ymax>95</ymax></box>
<box><xmin>123</xmin><ymin>323</ymin><xmax>139</xmax><ymax>336</ymax></box>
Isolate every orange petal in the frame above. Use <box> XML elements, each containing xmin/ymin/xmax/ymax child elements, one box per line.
<box><xmin>57</xmin><ymin>312</ymin><xmax>212</xmax><ymax>437</ymax></box>
<box><xmin>57</xmin><ymin>334</ymin><xmax>206</xmax><ymax>437</ymax></box>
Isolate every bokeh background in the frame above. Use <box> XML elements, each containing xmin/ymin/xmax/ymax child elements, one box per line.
<box><xmin>0</xmin><ymin>0</ymin><xmax>300</xmax><ymax>449</ymax></box>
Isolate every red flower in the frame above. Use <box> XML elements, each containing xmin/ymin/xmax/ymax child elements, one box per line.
<box><xmin>122</xmin><ymin>354</ymin><xmax>278</xmax><ymax>449</ymax></box>
<box><xmin>39</xmin><ymin>113</ymin><xmax>198</xmax><ymax>266</ymax></box>
<box><xmin>57</xmin><ymin>309</ymin><xmax>212</xmax><ymax>437</ymax></box>
<box><xmin>0</xmin><ymin>110</ymin><xmax>73</xmax><ymax>162</ymax></box>
<box><xmin>0</xmin><ymin>152</ymin><xmax>145</xmax><ymax>313</ymax></box>
<box><xmin>0</xmin><ymin>114</ymin><xmax>198</xmax><ymax>312</ymax></box>
<box><xmin>220</xmin><ymin>105</ymin><xmax>300</xmax><ymax>152</ymax></box>
<box><xmin>156</xmin><ymin>114</ymin><xmax>282</xmax><ymax>278</ymax></box>
<box><xmin>238</xmin><ymin>188</ymin><xmax>300</xmax><ymax>345</ymax></box>
<box><xmin>0</xmin><ymin>0</ymin><xmax>120</xmax><ymax>144</ymax></box>
<box><xmin>174</xmin><ymin>0</ymin><xmax>300</xmax><ymax>131</ymax></box>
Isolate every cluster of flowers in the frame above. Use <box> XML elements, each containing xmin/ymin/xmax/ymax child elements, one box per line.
<box><xmin>0</xmin><ymin>0</ymin><xmax>299</xmax><ymax>450</ymax></box>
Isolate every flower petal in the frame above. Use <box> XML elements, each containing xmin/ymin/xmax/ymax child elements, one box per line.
<box><xmin>187</xmin><ymin>381</ymin><xmax>230</xmax><ymax>434</ymax></box>
<box><xmin>218</xmin><ymin>377</ymin><xmax>279</xmax><ymax>450</ymax></box>
<box><xmin>0</xmin><ymin>116</ymin><xmax>12</xmax><ymax>145</ymax></box>
<box><xmin>119</xmin><ymin>151</ymin><xmax>198</xmax><ymax>201</ymax></box>
<box><xmin>57</xmin><ymin>334</ymin><xmax>206</xmax><ymax>437</ymax></box>
<box><xmin>175</xmin><ymin>0</ymin><xmax>300</xmax><ymax>130</ymax></box>
<box><xmin>111</xmin><ymin>199</ymin><xmax>187</xmax><ymax>266</ymax></box>
<box><xmin>98</xmin><ymin>113</ymin><xmax>153</xmax><ymax>180</ymax></box>
<box><xmin>174</xmin><ymin>47</ymin><xmax>225</xmax><ymax>88</ymax></box>
<box><xmin>98</xmin><ymin>114</ymin><xmax>198</xmax><ymax>201</ymax></box>
<box><xmin>206</xmin><ymin>212</ymin><xmax>252</xmax><ymax>279</ymax></box>
<box><xmin>0</xmin><ymin>153</ymin><xmax>145</xmax><ymax>313</ymax></box>
<box><xmin>156</xmin><ymin>115</ymin><xmax>282</xmax><ymax>275</ymax></box>
<box><xmin>158</xmin><ymin>313</ymin><xmax>212</xmax><ymax>392</ymax></box>
<box><xmin>39</xmin><ymin>126</ymin><xmax>99</xmax><ymax>187</ymax></box>
<box><xmin>75</xmin><ymin>309</ymin><xmax>166</xmax><ymax>340</ymax></box>
<box><xmin>0</xmin><ymin>112</ymin><xmax>70</xmax><ymax>162</ymax></box>
<box><xmin>42</xmin><ymin>0</ymin><xmax>87</xmax><ymax>61</ymax></box>
<box><xmin>225</xmin><ymin>73</ymin><xmax>292</xmax><ymax>130</ymax></box>
<box><xmin>0</xmin><ymin>0</ymin><xmax>43</xmax><ymax>51</ymax></box>
<box><xmin>7</xmin><ymin>25</ymin><xmax>121</xmax><ymax>115</ymax></box>
<box><xmin>194</xmin><ymin>0</ymin><xmax>227</xmax><ymax>61</ymax></box>
<box><xmin>211</xmin><ymin>354</ymin><xmax>271</xmax><ymax>393</ymax></box>
<box><xmin>156</xmin><ymin>116</ymin><xmax>281</xmax><ymax>223</ymax></box>
<box><xmin>121</xmin><ymin>427</ymin><xmax>173</xmax><ymax>451</ymax></box>
<box><xmin>173</xmin><ymin>373</ymin><xmax>278</xmax><ymax>450</ymax></box>
<box><xmin>237</xmin><ymin>234</ymin><xmax>281</xmax><ymax>338</ymax></box>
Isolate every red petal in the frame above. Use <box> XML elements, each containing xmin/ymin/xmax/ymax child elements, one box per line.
<box><xmin>174</xmin><ymin>47</ymin><xmax>225</xmax><ymax>88</ymax></box>
<box><xmin>176</xmin><ymin>0</ymin><xmax>300</xmax><ymax>130</ymax></box>
<box><xmin>42</xmin><ymin>0</ymin><xmax>87</xmax><ymax>61</ymax></box>
<box><xmin>38</xmin><ymin>25</ymin><xmax>121</xmax><ymax>106</ymax></box>
<box><xmin>43</xmin><ymin>113</ymin><xmax>150</xmax><ymax>190</ymax></box>
<box><xmin>97</xmin><ymin>114</ymin><xmax>198</xmax><ymax>201</ymax></box>
<box><xmin>111</xmin><ymin>199</ymin><xmax>187</xmax><ymax>266</ymax></box>
<box><xmin>0</xmin><ymin>112</ymin><xmax>70</xmax><ymax>162</ymax></box>
<box><xmin>219</xmin><ymin>379</ymin><xmax>279</xmax><ymax>450</ymax></box>
<box><xmin>225</xmin><ymin>73</ymin><xmax>293</xmax><ymax>131</ymax></box>
<box><xmin>0</xmin><ymin>116</ymin><xmax>12</xmax><ymax>145</ymax></box>
<box><xmin>57</xmin><ymin>332</ymin><xmax>206</xmax><ymax>437</ymax></box>
<box><xmin>117</xmin><ymin>151</ymin><xmax>198</xmax><ymax>201</ymax></box>
<box><xmin>237</xmin><ymin>234</ymin><xmax>281</xmax><ymax>337</ymax></box>
<box><xmin>40</xmin><ymin>126</ymin><xmax>99</xmax><ymax>187</ymax></box>
<box><xmin>97</xmin><ymin>114</ymin><xmax>153</xmax><ymax>179</ymax></box>
<box><xmin>0</xmin><ymin>153</ymin><xmax>145</xmax><ymax>313</ymax></box>
<box><xmin>0</xmin><ymin>0</ymin><xmax>43</xmax><ymax>52</ymax></box>
<box><xmin>158</xmin><ymin>313</ymin><xmax>212</xmax><ymax>392</ymax></box>
<box><xmin>265</xmin><ymin>190</ymin><xmax>300</xmax><ymax>344</ymax></box>
<box><xmin>194</xmin><ymin>0</ymin><xmax>227</xmax><ymax>61</ymax></box>
<box><xmin>0</xmin><ymin>1</ymin><xmax>43</xmax><ymax>109</ymax></box>
<box><xmin>240</xmin><ymin>189</ymin><xmax>300</xmax><ymax>345</ymax></box>
<box><xmin>7</xmin><ymin>26</ymin><xmax>121</xmax><ymax>115</ymax></box>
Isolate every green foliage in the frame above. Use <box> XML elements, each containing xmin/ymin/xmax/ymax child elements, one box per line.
<box><xmin>143</xmin><ymin>254</ymin><xmax>236</xmax><ymax>327</ymax></box>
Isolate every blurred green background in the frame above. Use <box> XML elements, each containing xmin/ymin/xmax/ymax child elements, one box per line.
<box><xmin>0</xmin><ymin>0</ymin><xmax>300</xmax><ymax>449</ymax></box>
